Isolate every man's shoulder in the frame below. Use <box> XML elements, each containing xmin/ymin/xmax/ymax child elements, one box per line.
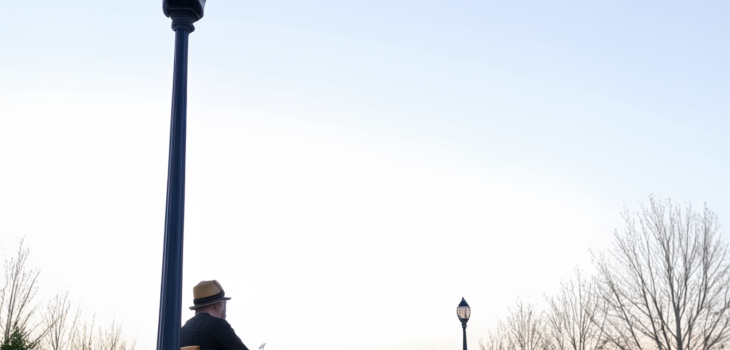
<box><xmin>181</xmin><ymin>313</ymin><xmax>248</xmax><ymax>350</ymax></box>
<box><xmin>183</xmin><ymin>313</ymin><xmax>233</xmax><ymax>331</ymax></box>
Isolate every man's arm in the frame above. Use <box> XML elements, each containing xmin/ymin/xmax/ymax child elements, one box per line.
<box><xmin>215</xmin><ymin>319</ymin><xmax>250</xmax><ymax>350</ymax></box>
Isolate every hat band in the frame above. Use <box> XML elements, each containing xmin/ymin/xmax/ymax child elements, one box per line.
<box><xmin>193</xmin><ymin>290</ymin><xmax>225</xmax><ymax>306</ymax></box>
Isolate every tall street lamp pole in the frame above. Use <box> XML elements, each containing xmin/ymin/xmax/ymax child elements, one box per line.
<box><xmin>157</xmin><ymin>1</ymin><xmax>206</xmax><ymax>350</ymax></box>
<box><xmin>457</xmin><ymin>298</ymin><xmax>471</xmax><ymax>350</ymax></box>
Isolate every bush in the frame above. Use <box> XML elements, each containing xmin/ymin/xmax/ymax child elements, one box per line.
<box><xmin>1</xmin><ymin>327</ymin><xmax>31</xmax><ymax>350</ymax></box>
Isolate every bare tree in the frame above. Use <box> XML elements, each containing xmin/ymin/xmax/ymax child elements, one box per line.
<box><xmin>43</xmin><ymin>290</ymin><xmax>79</xmax><ymax>350</ymax></box>
<box><xmin>0</xmin><ymin>240</ymin><xmax>136</xmax><ymax>350</ymax></box>
<box><xmin>594</xmin><ymin>196</ymin><xmax>730</xmax><ymax>350</ymax></box>
<box><xmin>67</xmin><ymin>315</ymin><xmax>136</xmax><ymax>350</ymax></box>
<box><xmin>0</xmin><ymin>239</ymin><xmax>46</xmax><ymax>348</ymax></box>
<box><xmin>69</xmin><ymin>315</ymin><xmax>96</xmax><ymax>350</ymax></box>
<box><xmin>480</xmin><ymin>301</ymin><xmax>545</xmax><ymax>350</ymax></box>
<box><xmin>481</xmin><ymin>321</ymin><xmax>515</xmax><ymax>350</ymax></box>
<box><xmin>94</xmin><ymin>318</ymin><xmax>136</xmax><ymax>350</ymax></box>
<box><xmin>507</xmin><ymin>300</ymin><xmax>546</xmax><ymax>350</ymax></box>
<box><xmin>543</xmin><ymin>270</ymin><xmax>608</xmax><ymax>350</ymax></box>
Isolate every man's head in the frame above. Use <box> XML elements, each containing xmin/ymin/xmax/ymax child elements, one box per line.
<box><xmin>194</xmin><ymin>300</ymin><xmax>227</xmax><ymax>319</ymax></box>
<box><xmin>189</xmin><ymin>280</ymin><xmax>232</xmax><ymax>318</ymax></box>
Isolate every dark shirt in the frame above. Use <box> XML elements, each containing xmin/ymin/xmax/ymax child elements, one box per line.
<box><xmin>180</xmin><ymin>313</ymin><xmax>249</xmax><ymax>350</ymax></box>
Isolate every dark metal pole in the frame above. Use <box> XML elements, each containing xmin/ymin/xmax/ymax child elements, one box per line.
<box><xmin>156</xmin><ymin>12</ymin><xmax>196</xmax><ymax>350</ymax></box>
<box><xmin>462</xmin><ymin>323</ymin><xmax>467</xmax><ymax>350</ymax></box>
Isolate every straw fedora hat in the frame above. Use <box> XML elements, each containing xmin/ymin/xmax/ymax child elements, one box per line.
<box><xmin>189</xmin><ymin>280</ymin><xmax>232</xmax><ymax>310</ymax></box>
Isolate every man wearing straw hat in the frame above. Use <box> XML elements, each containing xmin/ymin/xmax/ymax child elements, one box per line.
<box><xmin>180</xmin><ymin>280</ymin><xmax>250</xmax><ymax>350</ymax></box>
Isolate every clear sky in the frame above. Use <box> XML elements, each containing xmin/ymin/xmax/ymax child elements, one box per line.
<box><xmin>1</xmin><ymin>1</ymin><xmax>728</xmax><ymax>350</ymax></box>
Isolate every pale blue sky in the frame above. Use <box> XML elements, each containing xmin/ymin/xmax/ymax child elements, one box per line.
<box><xmin>1</xmin><ymin>1</ymin><xmax>728</xmax><ymax>350</ymax></box>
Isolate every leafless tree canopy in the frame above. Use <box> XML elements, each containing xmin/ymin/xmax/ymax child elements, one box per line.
<box><xmin>507</xmin><ymin>301</ymin><xmax>545</xmax><ymax>350</ymax></box>
<box><xmin>543</xmin><ymin>270</ymin><xmax>607</xmax><ymax>350</ymax></box>
<box><xmin>595</xmin><ymin>197</ymin><xmax>730</xmax><ymax>350</ymax></box>
<box><xmin>481</xmin><ymin>321</ymin><xmax>514</xmax><ymax>350</ymax></box>
<box><xmin>65</xmin><ymin>315</ymin><xmax>136</xmax><ymax>350</ymax></box>
<box><xmin>0</xmin><ymin>239</ymin><xmax>44</xmax><ymax>348</ymax></box>
<box><xmin>93</xmin><ymin>318</ymin><xmax>136</xmax><ymax>350</ymax></box>
<box><xmin>46</xmin><ymin>306</ymin><xmax>137</xmax><ymax>350</ymax></box>
<box><xmin>69</xmin><ymin>315</ymin><xmax>96</xmax><ymax>350</ymax></box>
<box><xmin>0</xmin><ymin>239</ymin><xmax>136</xmax><ymax>350</ymax></box>
<box><xmin>480</xmin><ymin>301</ymin><xmax>545</xmax><ymax>350</ymax></box>
<box><xmin>481</xmin><ymin>197</ymin><xmax>730</xmax><ymax>350</ymax></box>
<box><xmin>43</xmin><ymin>291</ymin><xmax>79</xmax><ymax>350</ymax></box>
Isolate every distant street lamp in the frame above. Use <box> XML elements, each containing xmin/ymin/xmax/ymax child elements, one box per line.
<box><xmin>157</xmin><ymin>1</ymin><xmax>206</xmax><ymax>350</ymax></box>
<box><xmin>457</xmin><ymin>298</ymin><xmax>471</xmax><ymax>350</ymax></box>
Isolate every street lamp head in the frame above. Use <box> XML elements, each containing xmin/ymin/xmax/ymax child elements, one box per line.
<box><xmin>457</xmin><ymin>297</ymin><xmax>470</xmax><ymax>324</ymax></box>
<box><xmin>163</xmin><ymin>0</ymin><xmax>206</xmax><ymax>21</ymax></box>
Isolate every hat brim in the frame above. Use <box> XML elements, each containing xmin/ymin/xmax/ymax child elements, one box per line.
<box><xmin>189</xmin><ymin>297</ymin><xmax>231</xmax><ymax>310</ymax></box>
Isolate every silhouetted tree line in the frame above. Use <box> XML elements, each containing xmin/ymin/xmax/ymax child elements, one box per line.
<box><xmin>481</xmin><ymin>196</ymin><xmax>730</xmax><ymax>350</ymax></box>
<box><xmin>0</xmin><ymin>240</ymin><xmax>136</xmax><ymax>350</ymax></box>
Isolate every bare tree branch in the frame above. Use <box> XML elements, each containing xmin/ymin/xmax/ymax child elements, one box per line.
<box><xmin>0</xmin><ymin>238</ymin><xmax>47</xmax><ymax>348</ymax></box>
<box><xmin>594</xmin><ymin>196</ymin><xmax>730</xmax><ymax>350</ymax></box>
<box><xmin>43</xmin><ymin>290</ymin><xmax>79</xmax><ymax>350</ymax></box>
<box><xmin>544</xmin><ymin>269</ymin><xmax>608</xmax><ymax>350</ymax></box>
<box><xmin>482</xmin><ymin>321</ymin><xmax>515</xmax><ymax>350</ymax></box>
